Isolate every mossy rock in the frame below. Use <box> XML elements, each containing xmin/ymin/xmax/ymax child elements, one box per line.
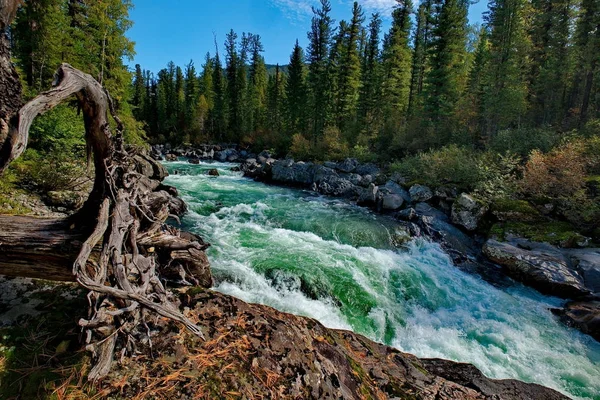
<box><xmin>489</xmin><ymin>221</ymin><xmax>590</xmax><ymax>248</ymax></box>
<box><xmin>490</xmin><ymin>199</ymin><xmax>543</xmax><ymax>222</ymax></box>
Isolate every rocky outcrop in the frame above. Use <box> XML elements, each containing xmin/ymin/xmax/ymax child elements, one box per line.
<box><xmin>482</xmin><ymin>239</ymin><xmax>590</xmax><ymax>298</ymax></box>
<box><xmin>452</xmin><ymin>193</ymin><xmax>489</xmax><ymax>231</ymax></box>
<box><xmin>0</xmin><ymin>276</ymin><xmax>567</xmax><ymax>399</ymax></box>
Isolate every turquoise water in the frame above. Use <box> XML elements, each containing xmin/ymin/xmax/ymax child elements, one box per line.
<box><xmin>164</xmin><ymin>161</ymin><xmax>600</xmax><ymax>400</ymax></box>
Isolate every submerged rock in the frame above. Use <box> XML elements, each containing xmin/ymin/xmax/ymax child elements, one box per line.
<box><xmin>207</xmin><ymin>168</ymin><xmax>220</xmax><ymax>177</ymax></box>
<box><xmin>482</xmin><ymin>239</ymin><xmax>589</xmax><ymax>298</ymax></box>
<box><xmin>553</xmin><ymin>300</ymin><xmax>600</xmax><ymax>342</ymax></box>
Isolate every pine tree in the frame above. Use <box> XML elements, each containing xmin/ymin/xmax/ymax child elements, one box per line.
<box><xmin>184</xmin><ymin>61</ymin><xmax>200</xmax><ymax>142</ymax></box>
<box><xmin>335</xmin><ymin>1</ymin><xmax>364</xmax><ymax>140</ymax></box>
<box><xmin>212</xmin><ymin>50</ymin><xmax>228</xmax><ymax>142</ymax></box>
<box><xmin>286</xmin><ymin>40</ymin><xmax>308</xmax><ymax>136</ymax></box>
<box><xmin>12</xmin><ymin>0</ymin><xmax>69</xmax><ymax>93</ymax></box>
<box><xmin>307</xmin><ymin>0</ymin><xmax>335</xmax><ymax>143</ymax></box>
<box><xmin>481</xmin><ymin>0</ymin><xmax>531</xmax><ymax>140</ymax></box>
<box><xmin>569</xmin><ymin>0</ymin><xmax>600</xmax><ymax>126</ymax></box>
<box><xmin>423</xmin><ymin>0</ymin><xmax>469</xmax><ymax>138</ymax></box>
<box><xmin>408</xmin><ymin>0</ymin><xmax>434</xmax><ymax>116</ymax></box>
<box><xmin>267</xmin><ymin>64</ymin><xmax>286</xmax><ymax>137</ymax></box>
<box><xmin>247</xmin><ymin>34</ymin><xmax>267</xmax><ymax>136</ymax></box>
<box><xmin>381</xmin><ymin>0</ymin><xmax>413</xmax><ymax>122</ymax></box>
<box><xmin>225</xmin><ymin>30</ymin><xmax>240</xmax><ymax>141</ymax></box>
<box><xmin>529</xmin><ymin>0</ymin><xmax>573</xmax><ymax>125</ymax></box>
<box><xmin>357</xmin><ymin>13</ymin><xmax>383</xmax><ymax>139</ymax></box>
<box><xmin>131</xmin><ymin>64</ymin><xmax>146</xmax><ymax>120</ymax></box>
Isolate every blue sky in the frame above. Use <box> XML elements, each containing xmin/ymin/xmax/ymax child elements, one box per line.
<box><xmin>127</xmin><ymin>0</ymin><xmax>488</xmax><ymax>73</ymax></box>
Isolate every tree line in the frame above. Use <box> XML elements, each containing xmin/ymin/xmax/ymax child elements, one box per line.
<box><xmin>132</xmin><ymin>0</ymin><xmax>600</xmax><ymax>160</ymax></box>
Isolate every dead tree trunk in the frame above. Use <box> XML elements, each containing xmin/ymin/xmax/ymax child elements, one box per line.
<box><xmin>0</xmin><ymin>60</ymin><xmax>212</xmax><ymax>380</ymax></box>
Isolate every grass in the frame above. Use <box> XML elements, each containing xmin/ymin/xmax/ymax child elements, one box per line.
<box><xmin>489</xmin><ymin>221</ymin><xmax>587</xmax><ymax>247</ymax></box>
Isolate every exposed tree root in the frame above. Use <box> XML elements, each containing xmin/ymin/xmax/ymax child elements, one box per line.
<box><xmin>0</xmin><ymin>64</ymin><xmax>210</xmax><ymax>381</ymax></box>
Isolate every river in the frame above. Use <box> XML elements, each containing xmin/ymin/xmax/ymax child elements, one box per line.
<box><xmin>164</xmin><ymin>160</ymin><xmax>600</xmax><ymax>400</ymax></box>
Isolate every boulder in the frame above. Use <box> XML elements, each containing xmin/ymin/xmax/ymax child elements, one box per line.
<box><xmin>553</xmin><ymin>300</ymin><xmax>600</xmax><ymax>342</ymax></box>
<box><xmin>451</xmin><ymin>193</ymin><xmax>489</xmax><ymax>231</ymax></box>
<box><xmin>355</xmin><ymin>163</ymin><xmax>380</xmax><ymax>177</ymax></box>
<box><xmin>165</xmin><ymin>153</ymin><xmax>178</xmax><ymax>161</ymax></box>
<box><xmin>409</xmin><ymin>184</ymin><xmax>433</xmax><ymax>202</ymax></box>
<box><xmin>396</xmin><ymin>207</ymin><xmax>417</xmax><ymax>221</ymax></box>
<box><xmin>382</xmin><ymin>194</ymin><xmax>405</xmax><ymax>211</ymax></box>
<box><xmin>188</xmin><ymin>157</ymin><xmax>200</xmax><ymax>165</ymax></box>
<box><xmin>384</xmin><ymin>181</ymin><xmax>411</xmax><ymax>203</ymax></box>
<box><xmin>336</xmin><ymin>158</ymin><xmax>359</xmax><ymax>173</ymax></box>
<box><xmin>389</xmin><ymin>172</ymin><xmax>407</xmax><ymax>185</ymax></box>
<box><xmin>482</xmin><ymin>239</ymin><xmax>589</xmax><ymax>298</ymax></box>
<box><xmin>340</xmin><ymin>173</ymin><xmax>363</xmax><ymax>186</ymax></box>
<box><xmin>357</xmin><ymin>184</ymin><xmax>378</xmax><ymax>206</ymax></box>
<box><xmin>45</xmin><ymin>190</ymin><xmax>86</xmax><ymax>210</ymax></box>
<box><xmin>323</xmin><ymin>161</ymin><xmax>337</xmax><ymax>169</ymax></box>
<box><xmin>565</xmin><ymin>248</ymin><xmax>600</xmax><ymax>293</ymax></box>
<box><xmin>207</xmin><ymin>169</ymin><xmax>220</xmax><ymax>177</ymax></box>
<box><xmin>317</xmin><ymin>175</ymin><xmax>357</xmax><ymax>197</ymax></box>
<box><xmin>271</xmin><ymin>160</ymin><xmax>314</xmax><ymax>185</ymax></box>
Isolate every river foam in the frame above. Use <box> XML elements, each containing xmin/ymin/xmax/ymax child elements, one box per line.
<box><xmin>165</xmin><ymin>160</ymin><xmax>600</xmax><ymax>400</ymax></box>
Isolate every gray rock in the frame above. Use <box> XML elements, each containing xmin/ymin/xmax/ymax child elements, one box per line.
<box><xmin>359</xmin><ymin>174</ymin><xmax>374</xmax><ymax>187</ymax></box>
<box><xmin>355</xmin><ymin>163</ymin><xmax>380</xmax><ymax>177</ymax></box>
<box><xmin>553</xmin><ymin>300</ymin><xmax>600</xmax><ymax>342</ymax></box>
<box><xmin>396</xmin><ymin>208</ymin><xmax>417</xmax><ymax>221</ymax></box>
<box><xmin>357</xmin><ymin>184</ymin><xmax>378</xmax><ymax>206</ymax></box>
<box><xmin>336</xmin><ymin>158</ymin><xmax>359</xmax><ymax>173</ymax></box>
<box><xmin>207</xmin><ymin>169</ymin><xmax>220</xmax><ymax>176</ymax></box>
<box><xmin>389</xmin><ymin>172</ymin><xmax>407</xmax><ymax>185</ymax></box>
<box><xmin>188</xmin><ymin>157</ymin><xmax>200</xmax><ymax>164</ymax></box>
<box><xmin>317</xmin><ymin>175</ymin><xmax>357</xmax><ymax>197</ymax></box>
<box><xmin>323</xmin><ymin>161</ymin><xmax>337</xmax><ymax>169</ymax></box>
<box><xmin>271</xmin><ymin>160</ymin><xmax>314</xmax><ymax>185</ymax></box>
<box><xmin>451</xmin><ymin>193</ymin><xmax>489</xmax><ymax>231</ymax></box>
<box><xmin>382</xmin><ymin>194</ymin><xmax>405</xmax><ymax>211</ymax></box>
<box><xmin>45</xmin><ymin>190</ymin><xmax>86</xmax><ymax>210</ymax></box>
<box><xmin>384</xmin><ymin>181</ymin><xmax>412</xmax><ymax>203</ymax></box>
<box><xmin>409</xmin><ymin>184</ymin><xmax>433</xmax><ymax>202</ymax></box>
<box><xmin>565</xmin><ymin>249</ymin><xmax>600</xmax><ymax>293</ymax></box>
<box><xmin>483</xmin><ymin>239</ymin><xmax>589</xmax><ymax>298</ymax></box>
<box><xmin>165</xmin><ymin>153</ymin><xmax>177</xmax><ymax>161</ymax></box>
<box><xmin>340</xmin><ymin>173</ymin><xmax>363</xmax><ymax>186</ymax></box>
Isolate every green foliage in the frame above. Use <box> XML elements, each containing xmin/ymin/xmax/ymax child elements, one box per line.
<box><xmin>290</xmin><ymin>134</ymin><xmax>313</xmax><ymax>160</ymax></box>
<box><xmin>13</xmin><ymin>149</ymin><xmax>88</xmax><ymax>193</ymax></box>
<box><xmin>489</xmin><ymin>221</ymin><xmax>585</xmax><ymax>246</ymax></box>
<box><xmin>489</xmin><ymin>127</ymin><xmax>562</xmax><ymax>156</ymax></box>
<box><xmin>391</xmin><ymin>145</ymin><xmax>481</xmax><ymax>189</ymax></box>
<box><xmin>474</xmin><ymin>152</ymin><xmax>521</xmax><ymax>200</ymax></box>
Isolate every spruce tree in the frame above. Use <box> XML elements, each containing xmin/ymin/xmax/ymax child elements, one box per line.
<box><xmin>212</xmin><ymin>51</ymin><xmax>228</xmax><ymax>142</ymax></box>
<box><xmin>225</xmin><ymin>30</ymin><xmax>240</xmax><ymax>142</ymax></box>
<box><xmin>307</xmin><ymin>0</ymin><xmax>335</xmax><ymax>143</ymax></box>
<box><xmin>357</xmin><ymin>13</ymin><xmax>383</xmax><ymax>140</ymax></box>
<box><xmin>247</xmin><ymin>34</ymin><xmax>267</xmax><ymax>136</ymax></box>
<box><xmin>529</xmin><ymin>0</ymin><xmax>573</xmax><ymax>125</ymax></box>
<box><xmin>408</xmin><ymin>0</ymin><xmax>434</xmax><ymax>116</ymax></box>
<box><xmin>286</xmin><ymin>40</ymin><xmax>308</xmax><ymax>137</ymax></box>
<box><xmin>423</xmin><ymin>0</ymin><xmax>469</xmax><ymax>139</ymax></box>
<box><xmin>569</xmin><ymin>0</ymin><xmax>600</xmax><ymax>125</ymax></box>
<box><xmin>481</xmin><ymin>0</ymin><xmax>531</xmax><ymax>140</ymax></box>
<box><xmin>381</xmin><ymin>0</ymin><xmax>413</xmax><ymax>122</ymax></box>
<box><xmin>335</xmin><ymin>2</ymin><xmax>364</xmax><ymax>140</ymax></box>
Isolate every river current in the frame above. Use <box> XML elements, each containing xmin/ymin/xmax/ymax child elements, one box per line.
<box><xmin>164</xmin><ymin>160</ymin><xmax>600</xmax><ymax>399</ymax></box>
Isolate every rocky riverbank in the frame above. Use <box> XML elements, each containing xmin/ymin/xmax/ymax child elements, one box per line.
<box><xmin>0</xmin><ymin>276</ymin><xmax>569</xmax><ymax>399</ymax></box>
<box><xmin>155</xmin><ymin>143</ymin><xmax>600</xmax><ymax>343</ymax></box>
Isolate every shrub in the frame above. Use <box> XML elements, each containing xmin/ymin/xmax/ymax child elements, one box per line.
<box><xmin>390</xmin><ymin>145</ymin><xmax>481</xmax><ymax>189</ymax></box>
<box><xmin>490</xmin><ymin>127</ymin><xmax>561</xmax><ymax>157</ymax></box>
<box><xmin>289</xmin><ymin>134</ymin><xmax>312</xmax><ymax>161</ymax></box>
<box><xmin>520</xmin><ymin>141</ymin><xmax>587</xmax><ymax>198</ymax></box>
<box><xmin>474</xmin><ymin>152</ymin><xmax>521</xmax><ymax>201</ymax></box>
<box><xmin>320</xmin><ymin>126</ymin><xmax>349</xmax><ymax>161</ymax></box>
<box><xmin>13</xmin><ymin>149</ymin><xmax>89</xmax><ymax>193</ymax></box>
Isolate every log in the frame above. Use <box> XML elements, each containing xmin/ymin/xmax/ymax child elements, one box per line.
<box><xmin>0</xmin><ymin>216</ymin><xmax>83</xmax><ymax>281</ymax></box>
